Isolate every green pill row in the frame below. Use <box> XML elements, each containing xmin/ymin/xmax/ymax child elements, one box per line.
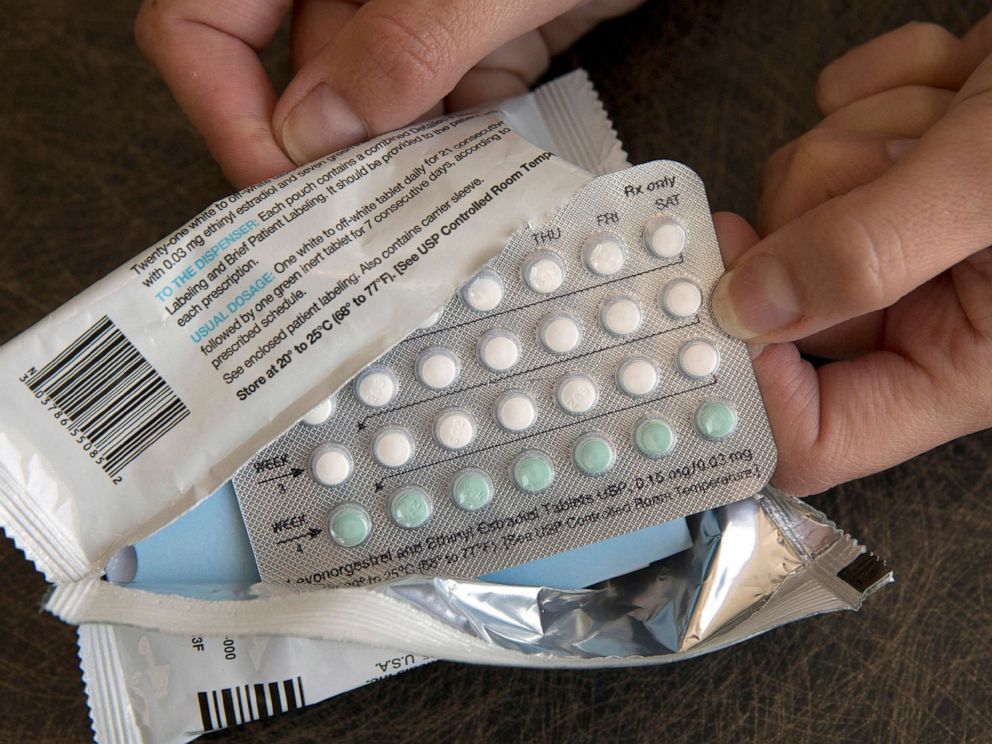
<box><xmin>326</xmin><ymin>400</ymin><xmax>739</xmax><ymax>547</ymax></box>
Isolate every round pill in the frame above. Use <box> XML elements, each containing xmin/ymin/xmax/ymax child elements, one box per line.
<box><xmin>537</xmin><ymin>312</ymin><xmax>582</xmax><ymax>355</ymax></box>
<box><xmin>511</xmin><ymin>450</ymin><xmax>555</xmax><ymax>493</ymax></box>
<box><xmin>678</xmin><ymin>340</ymin><xmax>720</xmax><ymax>378</ymax></box>
<box><xmin>433</xmin><ymin>407</ymin><xmax>477</xmax><ymax>450</ymax></box>
<box><xmin>371</xmin><ymin>426</ymin><xmax>415</xmax><ymax>468</ymax></box>
<box><xmin>388</xmin><ymin>486</ymin><xmax>433</xmax><ymax>529</ymax></box>
<box><xmin>522</xmin><ymin>250</ymin><xmax>566</xmax><ymax>294</ymax></box>
<box><xmin>416</xmin><ymin>346</ymin><xmax>460</xmax><ymax>390</ymax></box>
<box><xmin>327</xmin><ymin>503</ymin><xmax>371</xmax><ymax>548</ymax></box>
<box><xmin>310</xmin><ymin>443</ymin><xmax>353</xmax><ymax>486</ymax></box>
<box><xmin>555</xmin><ymin>373</ymin><xmax>599</xmax><ymax>415</ymax></box>
<box><xmin>616</xmin><ymin>356</ymin><xmax>659</xmax><ymax>397</ymax></box>
<box><xmin>572</xmin><ymin>433</ymin><xmax>616</xmax><ymax>476</ymax></box>
<box><xmin>695</xmin><ymin>400</ymin><xmax>738</xmax><ymax>441</ymax></box>
<box><xmin>582</xmin><ymin>232</ymin><xmax>626</xmax><ymax>276</ymax></box>
<box><xmin>477</xmin><ymin>329</ymin><xmax>521</xmax><ymax>372</ymax></box>
<box><xmin>599</xmin><ymin>295</ymin><xmax>643</xmax><ymax>336</ymax></box>
<box><xmin>494</xmin><ymin>389</ymin><xmax>537</xmax><ymax>432</ymax></box>
<box><xmin>634</xmin><ymin>417</ymin><xmax>677</xmax><ymax>459</ymax></box>
<box><xmin>643</xmin><ymin>214</ymin><xmax>687</xmax><ymax>259</ymax></box>
<box><xmin>302</xmin><ymin>396</ymin><xmax>335</xmax><ymax>426</ymax></box>
<box><xmin>353</xmin><ymin>366</ymin><xmax>398</xmax><ymax>408</ymax></box>
<box><xmin>417</xmin><ymin>307</ymin><xmax>445</xmax><ymax>329</ymax></box>
<box><xmin>660</xmin><ymin>278</ymin><xmax>703</xmax><ymax>318</ymax></box>
<box><xmin>450</xmin><ymin>468</ymin><xmax>494</xmax><ymax>512</ymax></box>
<box><xmin>461</xmin><ymin>270</ymin><xmax>504</xmax><ymax>312</ymax></box>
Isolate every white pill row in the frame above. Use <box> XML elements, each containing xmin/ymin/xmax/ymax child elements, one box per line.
<box><xmin>457</xmin><ymin>217</ymin><xmax>688</xmax><ymax>315</ymax></box>
<box><xmin>349</xmin><ymin>336</ymin><xmax>721</xmax><ymax>412</ymax></box>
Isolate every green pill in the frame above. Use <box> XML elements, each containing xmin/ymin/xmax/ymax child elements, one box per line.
<box><xmin>389</xmin><ymin>486</ymin><xmax>433</xmax><ymax>529</ymax></box>
<box><xmin>450</xmin><ymin>468</ymin><xmax>494</xmax><ymax>512</ymax></box>
<box><xmin>573</xmin><ymin>434</ymin><xmax>616</xmax><ymax>476</ymax></box>
<box><xmin>695</xmin><ymin>400</ymin><xmax>738</xmax><ymax>441</ymax></box>
<box><xmin>511</xmin><ymin>450</ymin><xmax>555</xmax><ymax>493</ymax></box>
<box><xmin>327</xmin><ymin>504</ymin><xmax>372</xmax><ymax>548</ymax></box>
<box><xmin>634</xmin><ymin>417</ymin><xmax>676</xmax><ymax>459</ymax></box>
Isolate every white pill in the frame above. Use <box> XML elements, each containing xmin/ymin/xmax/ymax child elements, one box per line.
<box><xmin>582</xmin><ymin>232</ymin><xmax>626</xmax><ymax>276</ymax></box>
<box><xmin>417</xmin><ymin>307</ymin><xmax>445</xmax><ymax>329</ymax></box>
<box><xmin>599</xmin><ymin>295</ymin><xmax>643</xmax><ymax>336</ymax></box>
<box><xmin>660</xmin><ymin>278</ymin><xmax>703</xmax><ymax>318</ymax></box>
<box><xmin>494</xmin><ymin>390</ymin><xmax>537</xmax><ymax>432</ymax></box>
<box><xmin>538</xmin><ymin>312</ymin><xmax>582</xmax><ymax>355</ymax></box>
<box><xmin>616</xmin><ymin>357</ymin><xmax>659</xmax><ymax>397</ymax></box>
<box><xmin>478</xmin><ymin>329</ymin><xmax>521</xmax><ymax>372</ymax></box>
<box><xmin>310</xmin><ymin>444</ymin><xmax>353</xmax><ymax>486</ymax></box>
<box><xmin>434</xmin><ymin>407</ymin><xmax>477</xmax><ymax>450</ymax></box>
<box><xmin>302</xmin><ymin>396</ymin><xmax>335</xmax><ymax>426</ymax></box>
<box><xmin>354</xmin><ymin>367</ymin><xmax>397</xmax><ymax>408</ymax></box>
<box><xmin>678</xmin><ymin>340</ymin><xmax>720</xmax><ymax>378</ymax></box>
<box><xmin>522</xmin><ymin>251</ymin><xmax>565</xmax><ymax>294</ymax></box>
<box><xmin>555</xmin><ymin>373</ymin><xmax>599</xmax><ymax>415</ymax></box>
<box><xmin>416</xmin><ymin>347</ymin><xmax>460</xmax><ymax>390</ymax></box>
<box><xmin>371</xmin><ymin>426</ymin><xmax>415</xmax><ymax>468</ymax></box>
<box><xmin>461</xmin><ymin>270</ymin><xmax>504</xmax><ymax>312</ymax></box>
<box><xmin>643</xmin><ymin>215</ymin><xmax>687</xmax><ymax>259</ymax></box>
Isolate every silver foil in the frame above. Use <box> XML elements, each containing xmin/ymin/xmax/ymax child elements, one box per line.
<box><xmin>48</xmin><ymin>489</ymin><xmax>891</xmax><ymax>671</ymax></box>
<box><xmin>373</xmin><ymin>487</ymin><xmax>891</xmax><ymax>664</ymax></box>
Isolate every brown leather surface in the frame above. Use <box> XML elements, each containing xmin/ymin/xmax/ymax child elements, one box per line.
<box><xmin>1</xmin><ymin>1</ymin><xmax>990</xmax><ymax>742</ymax></box>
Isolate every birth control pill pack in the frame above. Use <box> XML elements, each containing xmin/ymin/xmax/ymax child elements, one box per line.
<box><xmin>234</xmin><ymin>161</ymin><xmax>777</xmax><ymax>587</ymax></box>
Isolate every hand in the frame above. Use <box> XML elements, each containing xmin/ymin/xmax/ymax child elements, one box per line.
<box><xmin>711</xmin><ymin>15</ymin><xmax>992</xmax><ymax>495</ymax></box>
<box><xmin>135</xmin><ymin>0</ymin><xmax>642</xmax><ymax>187</ymax></box>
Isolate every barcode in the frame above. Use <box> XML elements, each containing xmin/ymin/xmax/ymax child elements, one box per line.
<box><xmin>197</xmin><ymin>677</ymin><xmax>306</xmax><ymax>731</ymax></box>
<box><xmin>23</xmin><ymin>316</ymin><xmax>190</xmax><ymax>478</ymax></box>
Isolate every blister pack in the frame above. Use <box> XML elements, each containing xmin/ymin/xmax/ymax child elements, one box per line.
<box><xmin>234</xmin><ymin>160</ymin><xmax>778</xmax><ymax>587</ymax></box>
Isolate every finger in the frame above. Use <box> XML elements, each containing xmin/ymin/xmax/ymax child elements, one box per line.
<box><xmin>818</xmin><ymin>85</ymin><xmax>954</xmax><ymax>137</ymax></box>
<box><xmin>793</xmin><ymin>313</ymin><xmax>884</xmax><ymax>360</ymax></box>
<box><xmin>752</xmin><ymin>342</ymin><xmax>960</xmax><ymax>495</ymax></box>
<box><xmin>711</xmin><ymin>217</ymin><xmax>879</xmax><ymax>490</ymax></box>
<box><xmin>538</xmin><ymin>0</ymin><xmax>647</xmax><ymax>54</ymax></box>
<box><xmin>962</xmin><ymin>11</ymin><xmax>992</xmax><ymax>69</ymax></box>
<box><xmin>446</xmin><ymin>0</ymin><xmax>647</xmax><ymax>112</ymax></box>
<box><xmin>272</xmin><ymin>0</ymin><xmax>580</xmax><ymax>165</ymax></box>
<box><xmin>717</xmin><ymin>212</ymin><xmax>885</xmax><ymax>361</ymax></box>
<box><xmin>290</xmin><ymin>0</ymin><xmax>362</xmax><ymax>73</ymax></box>
<box><xmin>711</xmin><ymin>76</ymin><xmax>992</xmax><ymax>343</ymax></box>
<box><xmin>758</xmin><ymin>128</ymin><xmax>895</xmax><ymax>235</ymax></box>
<box><xmin>135</xmin><ymin>0</ymin><xmax>295</xmax><ymax>187</ymax></box>
<box><xmin>446</xmin><ymin>30</ymin><xmax>549</xmax><ymax>110</ymax></box>
<box><xmin>816</xmin><ymin>21</ymin><xmax>973</xmax><ymax>114</ymax></box>
<box><xmin>713</xmin><ymin>211</ymin><xmax>757</xmax><ymax>266</ymax></box>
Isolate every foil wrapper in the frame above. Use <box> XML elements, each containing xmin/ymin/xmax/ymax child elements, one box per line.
<box><xmin>49</xmin><ymin>488</ymin><xmax>892</xmax><ymax>669</ymax></box>
<box><xmin>377</xmin><ymin>487</ymin><xmax>892</xmax><ymax>664</ymax></box>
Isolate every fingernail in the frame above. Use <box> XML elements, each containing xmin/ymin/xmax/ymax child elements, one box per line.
<box><xmin>885</xmin><ymin>138</ymin><xmax>916</xmax><ymax>161</ymax></box>
<box><xmin>712</xmin><ymin>253</ymin><xmax>802</xmax><ymax>339</ymax></box>
<box><xmin>281</xmin><ymin>84</ymin><xmax>368</xmax><ymax>165</ymax></box>
<box><xmin>747</xmin><ymin>342</ymin><xmax>767</xmax><ymax>361</ymax></box>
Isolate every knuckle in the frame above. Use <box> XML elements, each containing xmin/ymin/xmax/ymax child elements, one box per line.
<box><xmin>134</xmin><ymin>0</ymin><xmax>179</xmax><ymax>59</ymax></box>
<box><xmin>761</xmin><ymin>140</ymin><xmax>795</xmax><ymax>190</ymax></box>
<box><xmin>899</xmin><ymin>21</ymin><xmax>961</xmax><ymax>66</ymax></box>
<box><xmin>790</xmin><ymin>128</ymin><xmax>841</xmax><ymax>174</ymax></box>
<box><xmin>134</xmin><ymin>0</ymin><xmax>168</xmax><ymax>57</ymax></box>
<box><xmin>362</xmin><ymin>9</ymin><xmax>455</xmax><ymax>91</ymax></box>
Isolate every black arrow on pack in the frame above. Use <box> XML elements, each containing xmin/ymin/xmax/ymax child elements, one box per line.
<box><xmin>276</xmin><ymin>527</ymin><xmax>322</xmax><ymax>545</ymax></box>
<box><xmin>258</xmin><ymin>467</ymin><xmax>306</xmax><ymax>484</ymax></box>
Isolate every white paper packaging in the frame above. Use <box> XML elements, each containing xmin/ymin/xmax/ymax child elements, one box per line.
<box><xmin>0</xmin><ymin>71</ymin><xmax>627</xmax><ymax>583</ymax></box>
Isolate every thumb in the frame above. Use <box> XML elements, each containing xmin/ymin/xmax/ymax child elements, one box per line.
<box><xmin>273</xmin><ymin>0</ymin><xmax>577</xmax><ymax>165</ymax></box>
<box><xmin>712</xmin><ymin>54</ymin><xmax>992</xmax><ymax>343</ymax></box>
